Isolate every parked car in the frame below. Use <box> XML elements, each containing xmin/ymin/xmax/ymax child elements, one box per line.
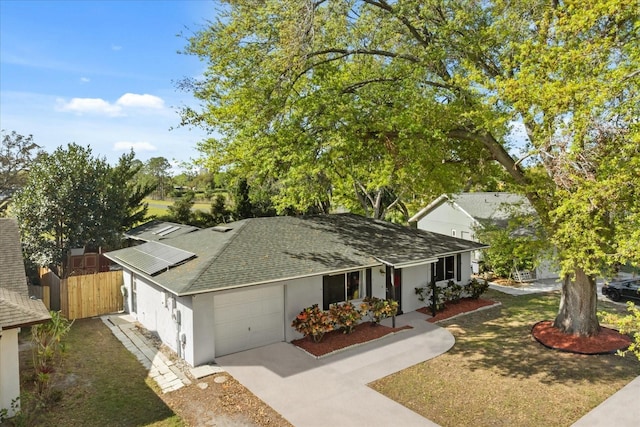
<box><xmin>602</xmin><ymin>278</ymin><xmax>640</xmax><ymax>302</ymax></box>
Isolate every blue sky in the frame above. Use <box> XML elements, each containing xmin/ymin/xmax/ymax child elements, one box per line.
<box><xmin>1</xmin><ymin>0</ymin><xmax>217</xmax><ymax>169</ymax></box>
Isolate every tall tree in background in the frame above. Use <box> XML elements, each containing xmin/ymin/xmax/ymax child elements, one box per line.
<box><xmin>13</xmin><ymin>144</ymin><xmax>151</xmax><ymax>274</ymax></box>
<box><xmin>110</xmin><ymin>151</ymin><xmax>156</xmax><ymax>229</ymax></box>
<box><xmin>179</xmin><ymin>0</ymin><xmax>639</xmax><ymax>337</ymax></box>
<box><xmin>0</xmin><ymin>130</ymin><xmax>42</xmax><ymax>215</ymax></box>
<box><xmin>145</xmin><ymin>156</ymin><xmax>172</xmax><ymax>200</ymax></box>
<box><xmin>234</xmin><ymin>178</ymin><xmax>253</xmax><ymax>219</ymax></box>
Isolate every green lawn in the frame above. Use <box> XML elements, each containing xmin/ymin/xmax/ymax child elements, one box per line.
<box><xmin>143</xmin><ymin>198</ymin><xmax>213</xmax><ymax>218</ymax></box>
<box><xmin>18</xmin><ymin>319</ymin><xmax>182</xmax><ymax>427</ymax></box>
<box><xmin>370</xmin><ymin>289</ymin><xmax>639</xmax><ymax>427</ymax></box>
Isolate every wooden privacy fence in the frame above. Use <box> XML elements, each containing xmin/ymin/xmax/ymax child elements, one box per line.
<box><xmin>34</xmin><ymin>267</ymin><xmax>124</xmax><ymax>320</ymax></box>
<box><xmin>61</xmin><ymin>271</ymin><xmax>124</xmax><ymax>320</ymax></box>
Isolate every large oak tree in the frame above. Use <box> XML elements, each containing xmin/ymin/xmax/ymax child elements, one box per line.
<box><xmin>179</xmin><ymin>0</ymin><xmax>639</xmax><ymax>336</ymax></box>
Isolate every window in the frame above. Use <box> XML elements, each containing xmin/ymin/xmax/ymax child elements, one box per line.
<box><xmin>433</xmin><ymin>255</ymin><xmax>462</xmax><ymax>282</ymax></box>
<box><xmin>451</xmin><ymin>229</ymin><xmax>457</xmax><ymax>237</ymax></box>
<box><xmin>445</xmin><ymin>256</ymin><xmax>455</xmax><ymax>280</ymax></box>
<box><xmin>323</xmin><ymin>269</ymin><xmax>369</xmax><ymax>310</ymax></box>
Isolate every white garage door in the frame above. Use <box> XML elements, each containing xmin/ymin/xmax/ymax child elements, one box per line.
<box><xmin>213</xmin><ymin>285</ymin><xmax>284</xmax><ymax>357</ymax></box>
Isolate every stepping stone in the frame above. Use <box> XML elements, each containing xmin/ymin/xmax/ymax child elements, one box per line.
<box><xmin>190</xmin><ymin>364</ymin><xmax>225</xmax><ymax>379</ymax></box>
<box><xmin>213</xmin><ymin>375</ymin><xmax>228</xmax><ymax>384</ymax></box>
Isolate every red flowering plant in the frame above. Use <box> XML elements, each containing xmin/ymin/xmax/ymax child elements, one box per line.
<box><xmin>291</xmin><ymin>304</ymin><xmax>334</xmax><ymax>343</ymax></box>
<box><xmin>329</xmin><ymin>301</ymin><xmax>363</xmax><ymax>334</ymax></box>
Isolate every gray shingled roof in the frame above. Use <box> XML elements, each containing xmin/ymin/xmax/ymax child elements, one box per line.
<box><xmin>409</xmin><ymin>192</ymin><xmax>534</xmax><ymax>226</ymax></box>
<box><xmin>0</xmin><ymin>219</ymin><xmax>51</xmax><ymax>329</ymax></box>
<box><xmin>452</xmin><ymin>192</ymin><xmax>533</xmax><ymax>222</ymax></box>
<box><xmin>107</xmin><ymin>214</ymin><xmax>487</xmax><ymax>296</ymax></box>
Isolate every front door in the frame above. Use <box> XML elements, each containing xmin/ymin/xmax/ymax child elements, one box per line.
<box><xmin>394</xmin><ymin>269</ymin><xmax>402</xmax><ymax>314</ymax></box>
<box><xmin>386</xmin><ymin>267</ymin><xmax>402</xmax><ymax>314</ymax></box>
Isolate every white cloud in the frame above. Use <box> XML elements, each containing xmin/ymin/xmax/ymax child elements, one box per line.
<box><xmin>56</xmin><ymin>93</ymin><xmax>166</xmax><ymax>117</ymax></box>
<box><xmin>116</xmin><ymin>93</ymin><xmax>164</xmax><ymax>109</ymax></box>
<box><xmin>111</xmin><ymin>44</ymin><xmax>122</xmax><ymax>51</ymax></box>
<box><xmin>113</xmin><ymin>141</ymin><xmax>157</xmax><ymax>152</ymax></box>
<box><xmin>80</xmin><ymin>77</ymin><xmax>90</xmax><ymax>83</ymax></box>
<box><xmin>56</xmin><ymin>97</ymin><xmax>123</xmax><ymax>116</ymax></box>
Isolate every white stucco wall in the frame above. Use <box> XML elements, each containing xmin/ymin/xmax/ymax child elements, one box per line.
<box><xmin>417</xmin><ymin>202</ymin><xmax>477</xmax><ymax>241</ymax></box>
<box><xmin>191</xmin><ymin>292</ymin><xmax>215</xmax><ymax>366</ymax></box>
<box><xmin>0</xmin><ymin>328</ymin><xmax>20</xmax><ymax>417</ymax></box>
<box><xmin>400</xmin><ymin>264</ymin><xmax>432</xmax><ymax>313</ymax></box>
<box><xmin>120</xmin><ymin>257</ymin><xmax>475</xmax><ymax>367</ymax></box>
<box><xmin>121</xmin><ymin>268</ymin><xmax>195</xmax><ymax>365</ymax></box>
<box><xmin>284</xmin><ymin>277</ymin><xmax>323</xmax><ymax>342</ymax></box>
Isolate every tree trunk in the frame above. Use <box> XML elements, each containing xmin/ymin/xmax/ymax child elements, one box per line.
<box><xmin>553</xmin><ymin>267</ymin><xmax>601</xmax><ymax>336</ymax></box>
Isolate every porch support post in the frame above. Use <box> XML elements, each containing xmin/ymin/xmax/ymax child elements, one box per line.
<box><xmin>386</xmin><ymin>265</ymin><xmax>396</xmax><ymax>328</ymax></box>
<box><xmin>431</xmin><ymin>280</ymin><xmax>437</xmax><ymax>317</ymax></box>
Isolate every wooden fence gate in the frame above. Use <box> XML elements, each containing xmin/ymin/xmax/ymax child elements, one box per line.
<box><xmin>34</xmin><ymin>268</ymin><xmax>124</xmax><ymax>320</ymax></box>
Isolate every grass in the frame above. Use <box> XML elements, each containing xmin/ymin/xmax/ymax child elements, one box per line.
<box><xmin>370</xmin><ymin>289</ymin><xmax>639</xmax><ymax>427</ymax></box>
<box><xmin>143</xmin><ymin>198</ymin><xmax>212</xmax><ymax>218</ymax></box>
<box><xmin>18</xmin><ymin>318</ymin><xmax>183</xmax><ymax>427</ymax></box>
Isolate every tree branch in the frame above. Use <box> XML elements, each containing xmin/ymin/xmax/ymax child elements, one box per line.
<box><xmin>306</xmin><ymin>48</ymin><xmax>420</xmax><ymax>63</ymax></box>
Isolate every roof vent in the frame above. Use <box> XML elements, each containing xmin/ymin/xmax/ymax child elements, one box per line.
<box><xmin>211</xmin><ymin>226</ymin><xmax>233</xmax><ymax>233</ymax></box>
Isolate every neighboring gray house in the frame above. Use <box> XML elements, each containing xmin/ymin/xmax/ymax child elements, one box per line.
<box><xmin>409</xmin><ymin>192</ymin><xmax>556</xmax><ymax>279</ymax></box>
<box><xmin>0</xmin><ymin>219</ymin><xmax>50</xmax><ymax>417</ymax></box>
<box><xmin>106</xmin><ymin>214</ymin><xmax>486</xmax><ymax>366</ymax></box>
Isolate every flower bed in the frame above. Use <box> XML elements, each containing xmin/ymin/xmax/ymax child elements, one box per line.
<box><xmin>417</xmin><ymin>297</ymin><xmax>499</xmax><ymax>323</ymax></box>
<box><xmin>292</xmin><ymin>322</ymin><xmax>412</xmax><ymax>358</ymax></box>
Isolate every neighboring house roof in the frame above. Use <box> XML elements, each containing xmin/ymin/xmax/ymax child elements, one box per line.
<box><xmin>0</xmin><ymin>219</ymin><xmax>50</xmax><ymax>330</ymax></box>
<box><xmin>409</xmin><ymin>192</ymin><xmax>534</xmax><ymax>228</ymax></box>
<box><xmin>106</xmin><ymin>214</ymin><xmax>487</xmax><ymax>296</ymax></box>
<box><xmin>124</xmin><ymin>220</ymin><xmax>201</xmax><ymax>242</ymax></box>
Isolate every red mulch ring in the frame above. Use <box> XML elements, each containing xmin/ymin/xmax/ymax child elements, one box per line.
<box><xmin>292</xmin><ymin>321</ymin><xmax>412</xmax><ymax>358</ymax></box>
<box><xmin>417</xmin><ymin>298</ymin><xmax>500</xmax><ymax>323</ymax></box>
<box><xmin>531</xmin><ymin>320</ymin><xmax>632</xmax><ymax>355</ymax></box>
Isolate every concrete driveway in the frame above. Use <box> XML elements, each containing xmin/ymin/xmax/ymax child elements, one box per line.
<box><xmin>216</xmin><ymin>311</ymin><xmax>453</xmax><ymax>427</ymax></box>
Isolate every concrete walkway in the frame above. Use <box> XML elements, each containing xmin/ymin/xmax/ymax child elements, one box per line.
<box><xmin>216</xmin><ymin>311</ymin><xmax>454</xmax><ymax>427</ymax></box>
<box><xmin>571</xmin><ymin>375</ymin><xmax>640</xmax><ymax>426</ymax></box>
<box><xmin>101</xmin><ymin>314</ymin><xmax>191</xmax><ymax>393</ymax></box>
<box><xmin>489</xmin><ymin>272</ymin><xmax>636</xmax><ymax>299</ymax></box>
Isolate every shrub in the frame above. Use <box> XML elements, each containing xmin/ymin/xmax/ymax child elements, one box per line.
<box><xmin>429</xmin><ymin>284</ymin><xmax>447</xmax><ymax>312</ymax></box>
<box><xmin>291</xmin><ymin>304</ymin><xmax>334</xmax><ymax>343</ymax></box>
<box><xmin>417</xmin><ymin>283</ymin><xmax>447</xmax><ymax>312</ymax></box>
<box><xmin>465</xmin><ymin>278</ymin><xmax>489</xmax><ymax>299</ymax></box>
<box><xmin>599</xmin><ymin>301</ymin><xmax>640</xmax><ymax>363</ymax></box>
<box><xmin>444</xmin><ymin>280</ymin><xmax>463</xmax><ymax>303</ymax></box>
<box><xmin>31</xmin><ymin>311</ymin><xmax>73</xmax><ymax>399</ymax></box>
<box><xmin>329</xmin><ymin>301</ymin><xmax>363</xmax><ymax>334</ymax></box>
<box><xmin>415</xmin><ymin>285</ymin><xmax>428</xmax><ymax>303</ymax></box>
<box><xmin>362</xmin><ymin>297</ymin><xmax>398</xmax><ymax>324</ymax></box>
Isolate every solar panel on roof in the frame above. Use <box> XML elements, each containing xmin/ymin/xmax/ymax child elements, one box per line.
<box><xmin>158</xmin><ymin>226</ymin><xmax>181</xmax><ymax>236</ymax></box>
<box><xmin>113</xmin><ymin>241</ymin><xmax>195</xmax><ymax>275</ymax></box>
<box><xmin>153</xmin><ymin>225</ymin><xmax>174</xmax><ymax>235</ymax></box>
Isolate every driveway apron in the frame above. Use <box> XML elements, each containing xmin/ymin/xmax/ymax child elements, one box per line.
<box><xmin>216</xmin><ymin>312</ymin><xmax>453</xmax><ymax>427</ymax></box>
